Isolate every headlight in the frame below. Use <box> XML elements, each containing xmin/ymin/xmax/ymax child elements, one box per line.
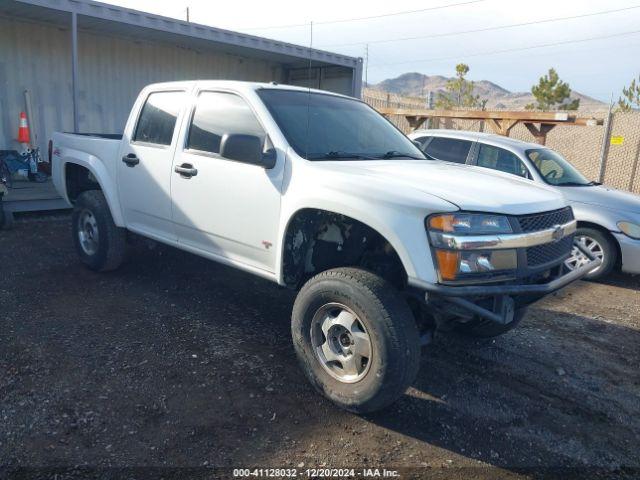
<box><xmin>428</xmin><ymin>213</ymin><xmax>512</xmax><ymax>235</ymax></box>
<box><xmin>428</xmin><ymin>213</ymin><xmax>517</xmax><ymax>283</ymax></box>
<box><xmin>618</xmin><ymin>221</ymin><xmax>640</xmax><ymax>240</ymax></box>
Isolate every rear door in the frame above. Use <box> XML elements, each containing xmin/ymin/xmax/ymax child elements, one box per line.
<box><xmin>170</xmin><ymin>89</ymin><xmax>284</xmax><ymax>273</ymax></box>
<box><xmin>118</xmin><ymin>89</ymin><xmax>187</xmax><ymax>241</ymax></box>
<box><xmin>422</xmin><ymin>136</ymin><xmax>474</xmax><ymax>164</ymax></box>
<box><xmin>472</xmin><ymin>143</ymin><xmax>532</xmax><ymax>179</ymax></box>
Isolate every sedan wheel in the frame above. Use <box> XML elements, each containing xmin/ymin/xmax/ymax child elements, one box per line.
<box><xmin>565</xmin><ymin>235</ymin><xmax>604</xmax><ymax>274</ymax></box>
<box><xmin>564</xmin><ymin>227</ymin><xmax>617</xmax><ymax>281</ymax></box>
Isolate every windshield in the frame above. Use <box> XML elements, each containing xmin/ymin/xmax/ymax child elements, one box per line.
<box><xmin>257</xmin><ymin>89</ymin><xmax>425</xmax><ymax>161</ymax></box>
<box><xmin>526</xmin><ymin>148</ymin><xmax>592</xmax><ymax>186</ymax></box>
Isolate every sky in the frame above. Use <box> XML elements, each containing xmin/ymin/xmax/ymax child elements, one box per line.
<box><xmin>100</xmin><ymin>0</ymin><xmax>640</xmax><ymax>102</ymax></box>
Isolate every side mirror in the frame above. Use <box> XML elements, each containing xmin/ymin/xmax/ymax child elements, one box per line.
<box><xmin>219</xmin><ymin>134</ymin><xmax>277</xmax><ymax>169</ymax></box>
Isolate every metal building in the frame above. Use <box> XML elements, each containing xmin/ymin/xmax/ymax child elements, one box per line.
<box><xmin>0</xmin><ymin>0</ymin><xmax>363</xmax><ymax>212</ymax></box>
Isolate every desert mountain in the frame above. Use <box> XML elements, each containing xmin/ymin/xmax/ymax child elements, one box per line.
<box><xmin>369</xmin><ymin>72</ymin><xmax>607</xmax><ymax>111</ymax></box>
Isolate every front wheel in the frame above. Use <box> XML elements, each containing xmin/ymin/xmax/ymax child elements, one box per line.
<box><xmin>292</xmin><ymin>267</ymin><xmax>421</xmax><ymax>414</ymax></box>
<box><xmin>564</xmin><ymin>227</ymin><xmax>616</xmax><ymax>281</ymax></box>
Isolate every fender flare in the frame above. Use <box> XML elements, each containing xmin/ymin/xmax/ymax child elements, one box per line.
<box><xmin>61</xmin><ymin>155</ymin><xmax>125</xmax><ymax>227</ymax></box>
<box><xmin>275</xmin><ymin>205</ymin><xmax>420</xmax><ymax>285</ymax></box>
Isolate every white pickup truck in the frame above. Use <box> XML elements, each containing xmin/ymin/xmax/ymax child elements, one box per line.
<box><xmin>51</xmin><ymin>81</ymin><xmax>599</xmax><ymax>413</ymax></box>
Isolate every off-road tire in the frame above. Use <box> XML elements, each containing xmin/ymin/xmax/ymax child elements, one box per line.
<box><xmin>72</xmin><ymin>190</ymin><xmax>127</xmax><ymax>272</ymax></box>
<box><xmin>455</xmin><ymin>306</ymin><xmax>528</xmax><ymax>338</ymax></box>
<box><xmin>292</xmin><ymin>267</ymin><xmax>421</xmax><ymax>414</ymax></box>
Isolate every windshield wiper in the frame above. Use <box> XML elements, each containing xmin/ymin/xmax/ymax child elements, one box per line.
<box><xmin>379</xmin><ymin>150</ymin><xmax>424</xmax><ymax>160</ymax></box>
<box><xmin>311</xmin><ymin>151</ymin><xmax>377</xmax><ymax>160</ymax></box>
<box><xmin>555</xmin><ymin>181</ymin><xmax>592</xmax><ymax>187</ymax></box>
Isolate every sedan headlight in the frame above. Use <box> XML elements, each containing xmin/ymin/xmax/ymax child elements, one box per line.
<box><xmin>427</xmin><ymin>213</ymin><xmax>517</xmax><ymax>283</ymax></box>
<box><xmin>618</xmin><ymin>221</ymin><xmax>640</xmax><ymax>240</ymax></box>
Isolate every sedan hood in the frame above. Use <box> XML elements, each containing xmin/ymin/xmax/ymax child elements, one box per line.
<box><xmin>562</xmin><ymin>185</ymin><xmax>640</xmax><ymax>214</ymax></box>
<box><xmin>315</xmin><ymin>160</ymin><xmax>565</xmax><ymax>215</ymax></box>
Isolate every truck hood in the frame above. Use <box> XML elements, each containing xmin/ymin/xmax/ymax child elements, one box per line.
<box><xmin>562</xmin><ymin>185</ymin><xmax>640</xmax><ymax>215</ymax></box>
<box><xmin>315</xmin><ymin>160</ymin><xmax>565</xmax><ymax>215</ymax></box>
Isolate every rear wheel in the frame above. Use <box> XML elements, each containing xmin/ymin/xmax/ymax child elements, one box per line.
<box><xmin>72</xmin><ymin>190</ymin><xmax>127</xmax><ymax>271</ymax></box>
<box><xmin>565</xmin><ymin>227</ymin><xmax>616</xmax><ymax>281</ymax></box>
<box><xmin>455</xmin><ymin>307</ymin><xmax>528</xmax><ymax>338</ymax></box>
<box><xmin>292</xmin><ymin>267</ymin><xmax>421</xmax><ymax>413</ymax></box>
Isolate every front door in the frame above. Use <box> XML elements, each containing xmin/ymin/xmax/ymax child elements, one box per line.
<box><xmin>170</xmin><ymin>90</ymin><xmax>284</xmax><ymax>273</ymax></box>
<box><xmin>118</xmin><ymin>89</ymin><xmax>187</xmax><ymax>241</ymax></box>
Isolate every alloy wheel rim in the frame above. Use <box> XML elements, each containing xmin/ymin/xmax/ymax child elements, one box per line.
<box><xmin>310</xmin><ymin>303</ymin><xmax>372</xmax><ymax>384</ymax></box>
<box><xmin>565</xmin><ymin>235</ymin><xmax>604</xmax><ymax>273</ymax></box>
<box><xmin>77</xmin><ymin>209</ymin><xmax>99</xmax><ymax>256</ymax></box>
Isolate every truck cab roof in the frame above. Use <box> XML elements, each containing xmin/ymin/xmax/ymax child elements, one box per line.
<box><xmin>142</xmin><ymin>80</ymin><xmax>353</xmax><ymax>99</ymax></box>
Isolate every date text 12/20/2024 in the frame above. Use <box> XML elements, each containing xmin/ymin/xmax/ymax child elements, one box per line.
<box><xmin>233</xmin><ymin>468</ymin><xmax>400</xmax><ymax>478</ymax></box>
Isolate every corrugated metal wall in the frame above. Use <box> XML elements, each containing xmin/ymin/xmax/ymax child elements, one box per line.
<box><xmin>0</xmin><ymin>15</ymin><xmax>285</xmax><ymax>154</ymax></box>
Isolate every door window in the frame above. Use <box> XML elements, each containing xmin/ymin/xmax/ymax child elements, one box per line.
<box><xmin>133</xmin><ymin>91</ymin><xmax>184</xmax><ymax>146</ymax></box>
<box><xmin>186</xmin><ymin>91</ymin><xmax>265</xmax><ymax>157</ymax></box>
<box><xmin>412</xmin><ymin>136</ymin><xmax>430</xmax><ymax>148</ymax></box>
<box><xmin>423</xmin><ymin>137</ymin><xmax>472</xmax><ymax>163</ymax></box>
<box><xmin>477</xmin><ymin>144</ymin><xmax>529</xmax><ymax>178</ymax></box>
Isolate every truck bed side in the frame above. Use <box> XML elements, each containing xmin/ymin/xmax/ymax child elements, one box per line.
<box><xmin>51</xmin><ymin>132</ymin><xmax>125</xmax><ymax>226</ymax></box>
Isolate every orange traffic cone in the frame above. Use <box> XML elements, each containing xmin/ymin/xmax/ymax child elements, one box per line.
<box><xmin>17</xmin><ymin>112</ymin><xmax>30</xmax><ymax>144</ymax></box>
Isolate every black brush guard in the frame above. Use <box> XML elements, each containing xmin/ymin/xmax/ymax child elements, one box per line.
<box><xmin>423</xmin><ymin>240</ymin><xmax>602</xmax><ymax>325</ymax></box>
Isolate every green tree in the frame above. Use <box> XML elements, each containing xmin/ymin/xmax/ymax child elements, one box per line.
<box><xmin>618</xmin><ymin>75</ymin><xmax>640</xmax><ymax>111</ymax></box>
<box><xmin>525</xmin><ymin>68</ymin><xmax>579</xmax><ymax>111</ymax></box>
<box><xmin>435</xmin><ymin>63</ymin><xmax>486</xmax><ymax>109</ymax></box>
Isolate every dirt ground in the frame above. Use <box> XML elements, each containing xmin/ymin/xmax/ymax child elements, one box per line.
<box><xmin>1</xmin><ymin>214</ymin><xmax>639</xmax><ymax>479</ymax></box>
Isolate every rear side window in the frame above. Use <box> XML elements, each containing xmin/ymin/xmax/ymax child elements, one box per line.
<box><xmin>133</xmin><ymin>91</ymin><xmax>184</xmax><ymax>146</ymax></box>
<box><xmin>187</xmin><ymin>91</ymin><xmax>265</xmax><ymax>155</ymax></box>
<box><xmin>477</xmin><ymin>144</ymin><xmax>529</xmax><ymax>178</ymax></box>
<box><xmin>412</xmin><ymin>136</ymin><xmax>430</xmax><ymax>148</ymax></box>
<box><xmin>424</xmin><ymin>137</ymin><xmax>472</xmax><ymax>163</ymax></box>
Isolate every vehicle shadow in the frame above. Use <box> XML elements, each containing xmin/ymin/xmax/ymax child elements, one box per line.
<box><xmin>365</xmin><ymin>307</ymin><xmax>640</xmax><ymax>470</ymax></box>
<box><xmin>128</xmin><ymin>243</ymin><xmax>640</xmax><ymax>471</ymax></box>
<box><xmin>591</xmin><ymin>271</ymin><xmax>640</xmax><ymax>291</ymax></box>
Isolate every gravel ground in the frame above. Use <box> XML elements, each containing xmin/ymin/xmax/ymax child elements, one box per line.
<box><xmin>1</xmin><ymin>215</ymin><xmax>639</xmax><ymax>479</ymax></box>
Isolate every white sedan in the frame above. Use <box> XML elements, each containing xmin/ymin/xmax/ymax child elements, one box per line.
<box><xmin>409</xmin><ymin>129</ymin><xmax>640</xmax><ymax>280</ymax></box>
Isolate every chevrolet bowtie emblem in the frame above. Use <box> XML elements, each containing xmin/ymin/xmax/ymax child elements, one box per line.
<box><xmin>551</xmin><ymin>225</ymin><xmax>564</xmax><ymax>242</ymax></box>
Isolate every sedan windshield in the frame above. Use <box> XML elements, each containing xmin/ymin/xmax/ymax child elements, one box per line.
<box><xmin>526</xmin><ymin>148</ymin><xmax>592</xmax><ymax>186</ymax></box>
<box><xmin>257</xmin><ymin>89</ymin><xmax>425</xmax><ymax>161</ymax></box>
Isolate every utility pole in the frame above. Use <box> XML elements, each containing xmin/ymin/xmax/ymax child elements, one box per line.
<box><xmin>186</xmin><ymin>7</ymin><xmax>190</xmax><ymax>22</ymax></box>
<box><xmin>425</xmin><ymin>91</ymin><xmax>434</xmax><ymax>129</ymax></box>
<box><xmin>364</xmin><ymin>44</ymin><xmax>369</xmax><ymax>87</ymax></box>
<box><xmin>598</xmin><ymin>93</ymin><xmax>615</xmax><ymax>183</ymax></box>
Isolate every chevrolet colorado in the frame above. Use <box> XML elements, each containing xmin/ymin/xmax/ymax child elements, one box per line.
<box><xmin>51</xmin><ymin>81</ymin><xmax>599</xmax><ymax>413</ymax></box>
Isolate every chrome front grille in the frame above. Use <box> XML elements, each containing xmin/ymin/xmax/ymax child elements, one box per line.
<box><xmin>517</xmin><ymin>207</ymin><xmax>574</xmax><ymax>233</ymax></box>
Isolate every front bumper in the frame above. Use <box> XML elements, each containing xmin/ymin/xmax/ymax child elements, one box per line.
<box><xmin>613</xmin><ymin>232</ymin><xmax>640</xmax><ymax>275</ymax></box>
<box><xmin>419</xmin><ymin>241</ymin><xmax>602</xmax><ymax>325</ymax></box>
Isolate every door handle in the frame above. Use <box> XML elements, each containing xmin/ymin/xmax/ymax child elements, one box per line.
<box><xmin>174</xmin><ymin>163</ymin><xmax>198</xmax><ymax>178</ymax></box>
<box><xmin>122</xmin><ymin>154</ymin><xmax>139</xmax><ymax>167</ymax></box>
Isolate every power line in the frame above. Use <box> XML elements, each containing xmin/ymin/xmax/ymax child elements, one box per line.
<box><xmin>369</xmin><ymin>28</ymin><xmax>640</xmax><ymax>68</ymax></box>
<box><xmin>238</xmin><ymin>0</ymin><xmax>487</xmax><ymax>31</ymax></box>
<box><xmin>320</xmin><ymin>4</ymin><xmax>640</xmax><ymax>48</ymax></box>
